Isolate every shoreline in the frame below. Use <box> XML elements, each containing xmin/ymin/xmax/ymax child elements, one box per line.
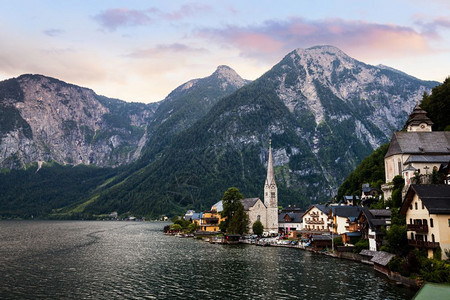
<box><xmin>170</xmin><ymin>232</ymin><xmax>420</xmax><ymax>290</ymax></box>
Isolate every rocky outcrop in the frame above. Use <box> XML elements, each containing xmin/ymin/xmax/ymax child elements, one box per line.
<box><xmin>0</xmin><ymin>74</ymin><xmax>158</xmax><ymax>168</ymax></box>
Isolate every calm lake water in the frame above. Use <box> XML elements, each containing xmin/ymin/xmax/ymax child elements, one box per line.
<box><xmin>0</xmin><ymin>221</ymin><xmax>415</xmax><ymax>299</ymax></box>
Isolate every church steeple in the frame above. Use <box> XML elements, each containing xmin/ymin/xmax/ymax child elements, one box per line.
<box><xmin>264</xmin><ymin>140</ymin><xmax>277</xmax><ymax>208</ymax></box>
<box><xmin>406</xmin><ymin>104</ymin><xmax>433</xmax><ymax>132</ymax></box>
<box><xmin>266</xmin><ymin>139</ymin><xmax>275</xmax><ymax>186</ymax></box>
<box><xmin>264</xmin><ymin>139</ymin><xmax>278</xmax><ymax>233</ymax></box>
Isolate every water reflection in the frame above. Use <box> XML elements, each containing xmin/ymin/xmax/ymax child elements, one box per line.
<box><xmin>0</xmin><ymin>221</ymin><xmax>414</xmax><ymax>299</ymax></box>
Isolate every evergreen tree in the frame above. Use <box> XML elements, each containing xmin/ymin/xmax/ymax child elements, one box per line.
<box><xmin>420</xmin><ymin>77</ymin><xmax>450</xmax><ymax>131</ymax></box>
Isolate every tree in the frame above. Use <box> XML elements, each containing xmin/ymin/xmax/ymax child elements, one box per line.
<box><xmin>391</xmin><ymin>175</ymin><xmax>404</xmax><ymax>208</ymax></box>
<box><xmin>170</xmin><ymin>224</ymin><xmax>182</xmax><ymax>232</ymax></box>
<box><xmin>252</xmin><ymin>220</ymin><xmax>264</xmax><ymax>236</ymax></box>
<box><xmin>420</xmin><ymin>77</ymin><xmax>450</xmax><ymax>131</ymax></box>
<box><xmin>220</xmin><ymin>187</ymin><xmax>244</xmax><ymax>233</ymax></box>
<box><xmin>187</xmin><ymin>222</ymin><xmax>199</xmax><ymax>233</ymax></box>
<box><xmin>227</xmin><ymin>203</ymin><xmax>249</xmax><ymax>235</ymax></box>
<box><xmin>384</xmin><ymin>224</ymin><xmax>409</xmax><ymax>256</ymax></box>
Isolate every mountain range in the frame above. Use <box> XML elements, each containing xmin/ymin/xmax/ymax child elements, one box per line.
<box><xmin>0</xmin><ymin>45</ymin><xmax>439</xmax><ymax>218</ymax></box>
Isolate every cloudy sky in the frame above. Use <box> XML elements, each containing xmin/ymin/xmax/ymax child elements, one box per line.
<box><xmin>1</xmin><ymin>0</ymin><xmax>449</xmax><ymax>103</ymax></box>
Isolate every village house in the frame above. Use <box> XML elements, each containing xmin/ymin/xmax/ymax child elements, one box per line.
<box><xmin>382</xmin><ymin>105</ymin><xmax>450</xmax><ymax>200</ymax></box>
<box><xmin>400</xmin><ymin>184</ymin><xmax>450</xmax><ymax>259</ymax></box>
<box><xmin>330</xmin><ymin>195</ymin><xmax>359</xmax><ymax>206</ymax></box>
<box><xmin>199</xmin><ymin>209</ymin><xmax>222</xmax><ymax>232</ymax></box>
<box><xmin>278</xmin><ymin>206</ymin><xmax>304</xmax><ymax>237</ymax></box>
<box><xmin>301</xmin><ymin>204</ymin><xmax>331</xmax><ymax>233</ymax></box>
<box><xmin>361</xmin><ymin>183</ymin><xmax>379</xmax><ymax>200</ymax></box>
<box><xmin>184</xmin><ymin>210</ymin><xmax>203</xmax><ymax>226</ymax></box>
<box><xmin>329</xmin><ymin>206</ymin><xmax>362</xmax><ymax>244</ymax></box>
<box><xmin>358</xmin><ymin>208</ymin><xmax>391</xmax><ymax>251</ymax></box>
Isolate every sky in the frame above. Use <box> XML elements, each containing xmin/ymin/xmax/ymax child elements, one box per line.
<box><xmin>1</xmin><ymin>0</ymin><xmax>449</xmax><ymax>103</ymax></box>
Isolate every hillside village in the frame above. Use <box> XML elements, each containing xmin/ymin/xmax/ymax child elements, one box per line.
<box><xmin>175</xmin><ymin>104</ymin><xmax>450</xmax><ymax>285</ymax></box>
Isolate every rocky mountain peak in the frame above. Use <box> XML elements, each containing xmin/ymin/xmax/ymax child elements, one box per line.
<box><xmin>211</xmin><ymin>65</ymin><xmax>248</xmax><ymax>90</ymax></box>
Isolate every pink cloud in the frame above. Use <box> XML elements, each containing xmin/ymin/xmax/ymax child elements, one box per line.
<box><xmin>94</xmin><ymin>3</ymin><xmax>212</xmax><ymax>31</ymax></box>
<box><xmin>414</xmin><ymin>16</ymin><xmax>450</xmax><ymax>38</ymax></box>
<box><xmin>94</xmin><ymin>8</ymin><xmax>158</xmax><ymax>31</ymax></box>
<box><xmin>197</xmin><ymin>17</ymin><xmax>434</xmax><ymax>61</ymax></box>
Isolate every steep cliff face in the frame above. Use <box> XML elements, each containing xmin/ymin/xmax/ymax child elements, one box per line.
<box><xmin>0</xmin><ymin>74</ymin><xmax>158</xmax><ymax>168</ymax></box>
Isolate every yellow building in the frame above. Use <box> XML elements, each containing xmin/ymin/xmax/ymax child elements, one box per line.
<box><xmin>199</xmin><ymin>204</ymin><xmax>226</xmax><ymax>232</ymax></box>
<box><xmin>400</xmin><ymin>184</ymin><xmax>450</xmax><ymax>259</ymax></box>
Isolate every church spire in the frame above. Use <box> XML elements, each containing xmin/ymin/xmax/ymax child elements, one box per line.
<box><xmin>266</xmin><ymin>139</ymin><xmax>275</xmax><ymax>186</ymax></box>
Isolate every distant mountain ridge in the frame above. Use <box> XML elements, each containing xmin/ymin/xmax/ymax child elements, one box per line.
<box><xmin>75</xmin><ymin>46</ymin><xmax>439</xmax><ymax>217</ymax></box>
<box><xmin>0</xmin><ymin>45</ymin><xmax>440</xmax><ymax>218</ymax></box>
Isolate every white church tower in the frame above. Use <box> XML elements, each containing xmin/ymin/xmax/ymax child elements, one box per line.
<box><xmin>264</xmin><ymin>140</ymin><xmax>278</xmax><ymax>233</ymax></box>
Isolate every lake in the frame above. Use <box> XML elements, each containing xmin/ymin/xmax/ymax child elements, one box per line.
<box><xmin>0</xmin><ymin>221</ymin><xmax>415</xmax><ymax>299</ymax></box>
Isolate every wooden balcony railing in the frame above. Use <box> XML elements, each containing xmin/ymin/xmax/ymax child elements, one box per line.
<box><xmin>407</xmin><ymin>224</ymin><xmax>428</xmax><ymax>233</ymax></box>
<box><xmin>408</xmin><ymin>240</ymin><xmax>439</xmax><ymax>249</ymax></box>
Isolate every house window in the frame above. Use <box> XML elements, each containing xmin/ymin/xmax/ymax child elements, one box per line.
<box><xmin>398</xmin><ymin>159</ymin><xmax>402</xmax><ymax>175</ymax></box>
<box><xmin>448</xmin><ymin>219</ymin><xmax>450</xmax><ymax>227</ymax></box>
<box><xmin>423</xmin><ymin>219</ymin><xmax>427</xmax><ymax>226</ymax></box>
<box><xmin>432</xmin><ymin>234</ymin><xmax>435</xmax><ymax>243</ymax></box>
<box><xmin>422</xmin><ymin>202</ymin><xmax>424</xmax><ymax>209</ymax></box>
<box><xmin>430</xmin><ymin>218</ymin><xmax>434</xmax><ymax>228</ymax></box>
<box><xmin>410</xmin><ymin>205</ymin><xmax>413</xmax><ymax>210</ymax></box>
<box><xmin>415</xmin><ymin>203</ymin><xmax>418</xmax><ymax>210</ymax></box>
<box><xmin>409</xmin><ymin>218</ymin><xmax>412</xmax><ymax>224</ymax></box>
<box><xmin>424</xmin><ymin>235</ymin><xmax>428</xmax><ymax>242</ymax></box>
<box><xmin>411</xmin><ymin>232</ymin><xmax>414</xmax><ymax>240</ymax></box>
<box><xmin>257</xmin><ymin>215</ymin><xmax>261</xmax><ymax>221</ymax></box>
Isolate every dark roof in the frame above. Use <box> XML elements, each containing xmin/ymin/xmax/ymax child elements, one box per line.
<box><xmin>359</xmin><ymin>249</ymin><xmax>377</xmax><ymax>257</ymax></box>
<box><xmin>404</xmin><ymin>155</ymin><xmax>450</xmax><ymax>164</ymax></box>
<box><xmin>360</xmin><ymin>208</ymin><xmax>390</xmax><ymax>230</ymax></box>
<box><xmin>311</xmin><ymin>235</ymin><xmax>332</xmax><ymax>241</ymax></box>
<box><xmin>332</xmin><ymin>206</ymin><xmax>362</xmax><ymax>218</ymax></box>
<box><xmin>302</xmin><ymin>204</ymin><xmax>330</xmax><ymax>217</ymax></box>
<box><xmin>401</xmin><ymin>185</ymin><xmax>450</xmax><ymax>215</ymax></box>
<box><xmin>240</xmin><ymin>198</ymin><xmax>264</xmax><ymax>211</ymax></box>
<box><xmin>369</xmin><ymin>209</ymin><xmax>391</xmax><ymax>218</ymax></box>
<box><xmin>385</xmin><ymin>132</ymin><xmax>450</xmax><ymax>158</ymax></box>
<box><xmin>315</xmin><ymin>204</ymin><xmax>331</xmax><ymax>215</ymax></box>
<box><xmin>405</xmin><ymin>105</ymin><xmax>434</xmax><ymax>127</ymax></box>
<box><xmin>370</xmin><ymin>251</ymin><xmax>395</xmax><ymax>266</ymax></box>
<box><xmin>278</xmin><ymin>212</ymin><xmax>304</xmax><ymax>223</ymax></box>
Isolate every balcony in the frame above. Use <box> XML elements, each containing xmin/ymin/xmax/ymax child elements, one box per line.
<box><xmin>305</xmin><ymin>219</ymin><xmax>324</xmax><ymax>225</ymax></box>
<box><xmin>408</xmin><ymin>240</ymin><xmax>440</xmax><ymax>249</ymax></box>
<box><xmin>407</xmin><ymin>224</ymin><xmax>428</xmax><ymax>233</ymax></box>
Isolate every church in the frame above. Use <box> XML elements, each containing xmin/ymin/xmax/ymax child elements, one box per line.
<box><xmin>211</xmin><ymin>141</ymin><xmax>279</xmax><ymax>234</ymax></box>
<box><xmin>382</xmin><ymin>105</ymin><xmax>450</xmax><ymax>200</ymax></box>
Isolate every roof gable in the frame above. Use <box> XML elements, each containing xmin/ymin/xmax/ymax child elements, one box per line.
<box><xmin>385</xmin><ymin>132</ymin><xmax>450</xmax><ymax>158</ymax></box>
<box><xmin>401</xmin><ymin>185</ymin><xmax>450</xmax><ymax>215</ymax></box>
<box><xmin>240</xmin><ymin>198</ymin><xmax>264</xmax><ymax>211</ymax></box>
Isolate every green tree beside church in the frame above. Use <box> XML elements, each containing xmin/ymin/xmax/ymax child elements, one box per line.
<box><xmin>219</xmin><ymin>187</ymin><xmax>249</xmax><ymax>235</ymax></box>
